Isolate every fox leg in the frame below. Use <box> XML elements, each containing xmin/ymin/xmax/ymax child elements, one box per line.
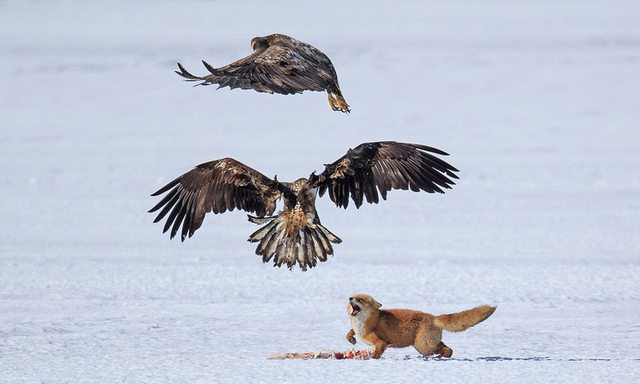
<box><xmin>372</xmin><ymin>341</ymin><xmax>388</xmax><ymax>359</ymax></box>
<box><xmin>415</xmin><ymin>328</ymin><xmax>452</xmax><ymax>357</ymax></box>
<box><xmin>415</xmin><ymin>341</ymin><xmax>453</xmax><ymax>358</ymax></box>
<box><xmin>363</xmin><ymin>334</ymin><xmax>388</xmax><ymax>359</ymax></box>
<box><xmin>346</xmin><ymin>329</ymin><xmax>357</xmax><ymax>345</ymax></box>
<box><xmin>435</xmin><ymin>342</ymin><xmax>453</xmax><ymax>358</ymax></box>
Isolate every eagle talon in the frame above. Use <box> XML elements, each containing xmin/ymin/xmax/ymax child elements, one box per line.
<box><xmin>327</xmin><ymin>92</ymin><xmax>350</xmax><ymax>113</ymax></box>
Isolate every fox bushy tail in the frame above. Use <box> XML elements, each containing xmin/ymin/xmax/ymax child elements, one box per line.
<box><xmin>433</xmin><ymin>305</ymin><xmax>496</xmax><ymax>333</ymax></box>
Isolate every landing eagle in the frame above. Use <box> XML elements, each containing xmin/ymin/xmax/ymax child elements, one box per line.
<box><xmin>175</xmin><ymin>33</ymin><xmax>350</xmax><ymax>113</ymax></box>
<box><xmin>149</xmin><ymin>141</ymin><xmax>459</xmax><ymax>271</ymax></box>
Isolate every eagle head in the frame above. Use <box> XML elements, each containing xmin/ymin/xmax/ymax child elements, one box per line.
<box><xmin>251</xmin><ymin>36</ymin><xmax>270</xmax><ymax>51</ymax></box>
<box><xmin>308</xmin><ymin>172</ymin><xmax>319</xmax><ymax>185</ymax></box>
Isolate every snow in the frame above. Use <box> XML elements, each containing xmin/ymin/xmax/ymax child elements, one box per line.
<box><xmin>1</xmin><ymin>0</ymin><xmax>639</xmax><ymax>382</ymax></box>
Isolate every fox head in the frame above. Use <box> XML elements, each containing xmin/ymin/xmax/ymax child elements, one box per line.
<box><xmin>347</xmin><ymin>294</ymin><xmax>382</xmax><ymax>317</ymax></box>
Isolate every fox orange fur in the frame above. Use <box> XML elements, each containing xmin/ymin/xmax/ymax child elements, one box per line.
<box><xmin>346</xmin><ymin>294</ymin><xmax>496</xmax><ymax>359</ymax></box>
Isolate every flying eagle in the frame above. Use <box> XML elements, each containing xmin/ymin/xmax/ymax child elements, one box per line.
<box><xmin>149</xmin><ymin>141</ymin><xmax>459</xmax><ymax>271</ymax></box>
<box><xmin>175</xmin><ymin>33</ymin><xmax>350</xmax><ymax>113</ymax></box>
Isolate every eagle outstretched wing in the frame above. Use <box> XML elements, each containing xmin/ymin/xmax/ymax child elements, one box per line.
<box><xmin>148</xmin><ymin>158</ymin><xmax>280</xmax><ymax>241</ymax></box>
<box><xmin>176</xmin><ymin>38</ymin><xmax>337</xmax><ymax>95</ymax></box>
<box><xmin>149</xmin><ymin>141</ymin><xmax>458</xmax><ymax>270</ymax></box>
<box><xmin>312</xmin><ymin>142</ymin><xmax>460</xmax><ymax>209</ymax></box>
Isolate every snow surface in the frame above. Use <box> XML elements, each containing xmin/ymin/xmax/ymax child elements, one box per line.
<box><xmin>1</xmin><ymin>0</ymin><xmax>639</xmax><ymax>382</ymax></box>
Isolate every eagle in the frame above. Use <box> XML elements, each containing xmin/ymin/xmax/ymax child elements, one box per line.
<box><xmin>175</xmin><ymin>33</ymin><xmax>350</xmax><ymax>113</ymax></box>
<box><xmin>149</xmin><ymin>141</ymin><xmax>459</xmax><ymax>271</ymax></box>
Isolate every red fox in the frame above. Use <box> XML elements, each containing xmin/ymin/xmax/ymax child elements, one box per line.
<box><xmin>346</xmin><ymin>294</ymin><xmax>496</xmax><ymax>359</ymax></box>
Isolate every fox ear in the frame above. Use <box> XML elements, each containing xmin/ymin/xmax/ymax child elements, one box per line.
<box><xmin>373</xmin><ymin>299</ymin><xmax>382</xmax><ymax>309</ymax></box>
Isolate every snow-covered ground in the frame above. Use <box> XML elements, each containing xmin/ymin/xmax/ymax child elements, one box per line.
<box><xmin>1</xmin><ymin>0</ymin><xmax>639</xmax><ymax>382</ymax></box>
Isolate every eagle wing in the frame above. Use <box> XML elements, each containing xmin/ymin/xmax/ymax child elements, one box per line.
<box><xmin>149</xmin><ymin>158</ymin><xmax>280</xmax><ymax>241</ymax></box>
<box><xmin>313</xmin><ymin>141</ymin><xmax>459</xmax><ymax>209</ymax></box>
<box><xmin>176</xmin><ymin>40</ymin><xmax>338</xmax><ymax>95</ymax></box>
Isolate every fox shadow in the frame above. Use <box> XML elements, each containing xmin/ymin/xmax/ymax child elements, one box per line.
<box><xmin>402</xmin><ymin>356</ymin><xmax>615</xmax><ymax>362</ymax></box>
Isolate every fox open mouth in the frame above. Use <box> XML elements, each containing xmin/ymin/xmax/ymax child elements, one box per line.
<box><xmin>350</xmin><ymin>303</ymin><xmax>361</xmax><ymax>316</ymax></box>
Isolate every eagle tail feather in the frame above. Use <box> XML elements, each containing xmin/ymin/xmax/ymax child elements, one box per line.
<box><xmin>247</xmin><ymin>214</ymin><xmax>341</xmax><ymax>271</ymax></box>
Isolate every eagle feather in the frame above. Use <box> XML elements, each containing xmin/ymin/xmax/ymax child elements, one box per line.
<box><xmin>175</xmin><ymin>34</ymin><xmax>350</xmax><ymax>113</ymax></box>
<box><xmin>149</xmin><ymin>141</ymin><xmax>459</xmax><ymax>271</ymax></box>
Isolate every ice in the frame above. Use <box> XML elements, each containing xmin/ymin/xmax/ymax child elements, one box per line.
<box><xmin>1</xmin><ymin>0</ymin><xmax>639</xmax><ymax>382</ymax></box>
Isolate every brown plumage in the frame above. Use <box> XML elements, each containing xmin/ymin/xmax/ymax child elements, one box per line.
<box><xmin>346</xmin><ymin>294</ymin><xmax>496</xmax><ymax>359</ymax></box>
<box><xmin>149</xmin><ymin>141</ymin><xmax>459</xmax><ymax>271</ymax></box>
<box><xmin>175</xmin><ymin>33</ymin><xmax>350</xmax><ymax>113</ymax></box>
